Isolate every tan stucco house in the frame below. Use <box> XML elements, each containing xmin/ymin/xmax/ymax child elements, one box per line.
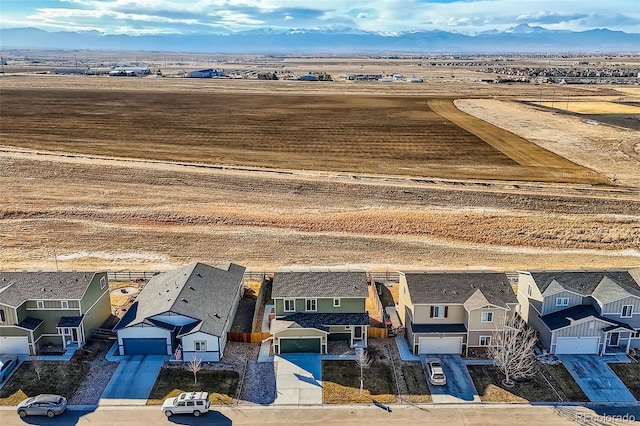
<box><xmin>398</xmin><ymin>271</ymin><xmax>519</xmax><ymax>356</ymax></box>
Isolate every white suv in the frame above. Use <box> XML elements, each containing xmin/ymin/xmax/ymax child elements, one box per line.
<box><xmin>162</xmin><ymin>391</ymin><xmax>210</xmax><ymax>417</ymax></box>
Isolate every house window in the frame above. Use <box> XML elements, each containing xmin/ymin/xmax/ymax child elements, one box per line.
<box><xmin>333</xmin><ymin>298</ymin><xmax>340</xmax><ymax>307</ymax></box>
<box><xmin>36</xmin><ymin>301</ymin><xmax>44</xmax><ymax>309</ymax></box>
<box><xmin>481</xmin><ymin>312</ymin><xmax>493</xmax><ymax>322</ymax></box>
<box><xmin>632</xmin><ymin>330</ymin><xmax>640</xmax><ymax>338</ymax></box>
<box><xmin>555</xmin><ymin>297</ymin><xmax>569</xmax><ymax>307</ymax></box>
<box><xmin>527</xmin><ymin>285</ymin><xmax>532</xmax><ymax>296</ymax></box>
<box><xmin>194</xmin><ymin>341</ymin><xmax>207</xmax><ymax>351</ymax></box>
<box><xmin>306</xmin><ymin>299</ymin><xmax>317</xmax><ymax>312</ymax></box>
<box><xmin>284</xmin><ymin>299</ymin><xmax>295</xmax><ymax>312</ymax></box>
<box><xmin>431</xmin><ymin>306</ymin><xmax>447</xmax><ymax>318</ymax></box>
<box><xmin>621</xmin><ymin>305</ymin><xmax>633</xmax><ymax>318</ymax></box>
<box><xmin>0</xmin><ymin>309</ymin><xmax>5</xmax><ymax>322</ymax></box>
<box><xmin>479</xmin><ymin>336</ymin><xmax>491</xmax><ymax>346</ymax></box>
<box><xmin>61</xmin><ymin>300</ymin><xmax>69</xmax><ymax>309</ymax></box>
<box><xmin>100</xmin><ymin>277</ymin><xmax>106</xmax><ymax>289</ymax></box>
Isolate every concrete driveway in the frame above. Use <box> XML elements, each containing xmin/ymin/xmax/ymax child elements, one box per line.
<box><xmin>99</xmin><ymin>355</ymin><xmax>166</xmax><ymax>405</ymax></box>
<box><xmin>273</xmin><ymin>354</ymin><xmax>322</xmax><ymax>405</ymax></box>
<box><xmin>558</xmin><ymin>355</ymin><xmax>636</xmax><ymax>403</ymax></box>
<box><xmin>423</xmin><ymin>355</ymin><xmax>480</xmax><ymax>403</ymax></box>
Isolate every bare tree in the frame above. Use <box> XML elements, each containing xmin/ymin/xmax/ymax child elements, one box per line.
<box><xmin>186</xmin><ymin>357</ymin><xmax>202</xmax><ymax>384</ymax></box>
<box><xmin>30</xmin><ymin>354</ymin><xmax>42</xmax><ymax>381</ymax></box>
<box><xmin>487</xmin><ymin>315</ymin><xmax>538</xmax><ymax>387</ymax></box>
<box><xmin>355</xmin><ymin>348</ymin><xmax>373</xmax><ymax>394</ymax></box>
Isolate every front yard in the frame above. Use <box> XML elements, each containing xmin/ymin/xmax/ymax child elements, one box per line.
<box><xmin>0</xmin><ymin>360</ymin><xmax>90</xmax><ymax>405</ymax></box>
<box><xmin>608</xmin><ymin>363</ymin><xmax>640</xmax><ymax>400</ymax></box>
<box><xmin>147</xmin><ymin>368</ymin><xmax>239</xmax><ymax>405</ymax></box>
<box><xmin>400</xmin><ymin>364</ymin><xmax>432</xmax><ymax>403</ymax></box>
<box><xmin>468</xmin><ymin>364</ymin><xmax>587</xmax><ymax>403</ymax></box>
<box><xmin>322</xmin><ymin>359</ymin><xmax>396</xmax><ymax>404</ymax></box>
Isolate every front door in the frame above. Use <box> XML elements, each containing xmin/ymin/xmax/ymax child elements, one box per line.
<box><xmin>610</xmin><ymin>332</ymin><xmax>619</xmax><ymax>346</ymax></box>
<box><xmin>72</xmin><ymin>328</ymin><xmax>79</xmax><ymax>343</ymax></box>
<box><xmin>353</xmin><ymin>326</ymin><xmax>363</xmax><ymax>340</ymax></box>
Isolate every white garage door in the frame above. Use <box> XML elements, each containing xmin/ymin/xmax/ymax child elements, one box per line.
<box><xmin>555</xmin><ymin>337</ymin><xmax>599</xmax><ymax>354</ymax></box>
<box><xmin>0</xmin><ymin>336</ymin><xmax>30</xmax><ymax>355</ymax></box>
<box><xmin>418</xmin><ymin>336</ymin><xmax>462</xmax><ymax>354</ymax></box>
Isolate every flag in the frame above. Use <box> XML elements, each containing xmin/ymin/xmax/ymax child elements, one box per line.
<box><xmin>174</xmin><ymin>344</ymin><xmax>182</xmax><ymax>361</ymax></box>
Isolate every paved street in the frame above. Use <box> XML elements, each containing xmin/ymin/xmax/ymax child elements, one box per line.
<box><xmin>2</xmin><ymin>404</ymin><xmax>639</xmax><ymax>426</ymax></box>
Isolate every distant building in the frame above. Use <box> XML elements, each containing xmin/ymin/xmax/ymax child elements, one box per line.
<box><xmin>298</xmin><ymin>74</ymin><xmax>319</xmax><ymax>81</ymax></box>
<box><xmin>108</xmin><ymin>66</ymin><xmax>151</xmax><ymax>77</ymax></box>
<box><xmin>187</xmin><ymin>68</ymin><xmax>224</xmax><ymax>78</ymax></box>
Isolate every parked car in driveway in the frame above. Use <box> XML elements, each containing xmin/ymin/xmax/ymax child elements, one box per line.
<box><xmin>162</xmin><ymin>391</ymin><xmax>210</xmax><ymax>417</ymax></box>
<box><xmin>0</xmin><ymin>355</ymin><xmax>17</xmax><ymax>382</ymax></box>
<box><xmin>17</xmin><ymin>394</ymin><xmax>67</xmax><ymax>418</ymax></box>
<box><xmin>426</xmin><ymin>358</ymin><xmax>447</xmax><ymax>386</ymax></box>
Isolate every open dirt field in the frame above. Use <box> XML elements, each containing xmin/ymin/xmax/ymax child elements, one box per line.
<box><xmin>1</xmin><ymin>73</ymin><xmax>639</xmax><ymax>272</ymax></box>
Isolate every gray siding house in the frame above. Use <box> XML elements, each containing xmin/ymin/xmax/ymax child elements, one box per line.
<box><xmin>517</xmin><ymin>270</ymin><xmax>640</xmax><ymax>355</ymax></box>
<box><xmin>270</xmin><ymin>272</ymin><xmax>370</xmax><ymax>354</ymax></box>
<box><xmin>397</xmin><ymin>272</ymin><xmax>519</xmax><ymax>356</ymax></box>
<box><xmin>115</xmin><ymin>262</ymin><xmax>245</xmax><ymax>362</ymax></box>
<box><xmin>0</xmin><ymin>271</ymin><xmax>111</xmax><ymax>355</ymax></box>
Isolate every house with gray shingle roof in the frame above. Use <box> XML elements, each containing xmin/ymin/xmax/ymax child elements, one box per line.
<box><xmin>0</xmin><ymin>271</ymin><xmax>111</xmax><ymax>355</ymax></box>
<box><xmin>114</xmin><ymin>262</ymin><xmax>245</xmax><ymax>362</ymax></box>
<box><xmin>270</xmin><ymin>272</ymin><xmax>370</xmax><ymax>354</ymax></box>
<box><xmin>398</xmin><ymin>272</ymin><xmax>518</xmax><ymax>356</ymax></box>
<box><xmin>517</xmin><ymin>270</ymin><xmax>640</xmax><ymax>355</ymax></box>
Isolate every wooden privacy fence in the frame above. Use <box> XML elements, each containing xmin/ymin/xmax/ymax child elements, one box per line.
<box><xmin>367</xmin><ymin>327</ymin><xmax>389</xmax><ymax>338</ymax></box>
<box><xmin>227</xmin><ymin>332</ymin><xmax>271</xmax><ymax>343</ymax></box>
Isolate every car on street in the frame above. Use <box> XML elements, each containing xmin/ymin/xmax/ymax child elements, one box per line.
<box><xmin>0</xmin><ymin>355</ymin><xmax>17</xmax><ymax>382</ymax></box>
<box><xmin>426</xmin><ymin>358</ymin><xmax>447</xmax><ymax>386</ymax></box>
<box><xmin>17</xmin><ymin>394</ymin><xmax>67</xmax><ymax>418</ymax></box>
<box><xmin>162</xmin><ymin>391</ymin><xmax>210</xmax><ymax>417</ymax></box>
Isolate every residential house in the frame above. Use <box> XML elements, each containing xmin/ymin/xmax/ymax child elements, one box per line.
<box><xmin>270</xmin><ymin>272</ymin><xmax>371</xmax><ymax>354</ymax></box>
<box><xmin>398</xmin><ymin>272</ymin><xmax>519</xmax><ymax>356</ymax></box>
<box><xmin>517</xmin><ymin>270</ymin><xmax>640</xmax><ymax>355</ymax></box>
<box><xmin>0</xmin><ymin>271</ymin><xmax>111</xmax><ymax>355</ymax></box>
<box><xmin>114</xmin><ymin>262</ymin><xmax>245</xmax><ymax>362</ymax></box>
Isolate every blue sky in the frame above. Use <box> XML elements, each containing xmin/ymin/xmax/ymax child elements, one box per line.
<box><xmin>1</xmin><ymin>0</ymin><xmax>638</xmax><ymax>35</ymax></box>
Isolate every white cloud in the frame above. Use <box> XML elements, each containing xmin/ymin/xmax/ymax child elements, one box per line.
<box><xmin>4</xmin><ymin>0</ymin><xmax>638</xmax><ymax>35</ymax></box>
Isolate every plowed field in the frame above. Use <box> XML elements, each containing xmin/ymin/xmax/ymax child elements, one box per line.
<box><xmin>0</xmin><ymin>89</ymin><xmax>604</xmax><ymax>183</ymax></box>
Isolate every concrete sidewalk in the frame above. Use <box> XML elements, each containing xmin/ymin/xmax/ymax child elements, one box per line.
<box><xmin>99</xmin><ymin>355</ymin><xmax>167</xmax><ymax>406</ymax></box>
<box><xmin>258</xmin><ymin>304</ymin><xmax>274</xmax><ymax>363</ymax></box>
<box><xmin>395</xmin><ymin>336</ymin><xmax>420</xmax><ymax>361</ymax></box>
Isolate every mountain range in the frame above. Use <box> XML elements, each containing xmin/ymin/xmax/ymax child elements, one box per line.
<box><xmin>1</xmin><ymin>25</ymin><xmax>638</xmax><ymax>53</ymax></box>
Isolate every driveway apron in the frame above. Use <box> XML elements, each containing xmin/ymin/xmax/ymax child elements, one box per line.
<box><xmin>100</xmin><ymin>355</ymin><xmax>166</xmax><ymax>405</ymax></box>
<box><xmin>274</xmin><ymin>354</ymin><xmax>322</xmax><ymax>405</ymax></box>
<box><xmin>558</xmin><ymin>355</ymin><xmax>636</xmax><ymax>403</ymax></box>
<box><xmin>425</xmin><ymin>354</ymin><xmax>481</xmax><ymax>403</ymax></box>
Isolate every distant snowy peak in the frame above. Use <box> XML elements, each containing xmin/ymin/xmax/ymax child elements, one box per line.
<box><xmin>503</xmin><ymin>23</ymin><xmax>550</xmax><ymax>34</ymax></box>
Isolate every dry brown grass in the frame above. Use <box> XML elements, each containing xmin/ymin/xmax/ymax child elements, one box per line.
<box><xmin>533</xmin><ymin>101</ymin><xmax>640</xmax><ymax>114</ymax></box>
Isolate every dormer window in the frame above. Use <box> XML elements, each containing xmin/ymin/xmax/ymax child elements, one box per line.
<box><xmin>36</xmin><ymin>301</ymin><xmax>44</xmax><ymax>309</ymax></box>
<box><xmin>481</xmin><ymin>312</ymin><xmax>493</xmax><ymax>322</ymax></box>
<box><xmin>555</xmin><ymin>297</ymin><xmax>569</xmax><ymax>307</ymax></box>
<box><xmin>621</xmin><ymin>305</ymin><xmax>633</xmax><ymax>318</ymax></box>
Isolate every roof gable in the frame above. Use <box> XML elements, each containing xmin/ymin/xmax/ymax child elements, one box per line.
<box><xmin>531</xmin><ymin>271</ymin><xmax>640</xmax><ymax>298</ymax></box>
<box><xmin>272</xmin><ymin>272</ymin><xmax>368</xmax><ymax>299</ymax></box>
<box><xmin>592</xmin><ymin>276</ymin><xmax>640</xmax><ymax>305</ymax></box>
<box><xmin>0</xmin><ymin>271</ymin><xmax>99</xmax><ymax>307</ymax></box>
<box><xmin>403</xmin><ymin>272</ymin><xmax>517</xmax><ymax>306</ymax></box>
